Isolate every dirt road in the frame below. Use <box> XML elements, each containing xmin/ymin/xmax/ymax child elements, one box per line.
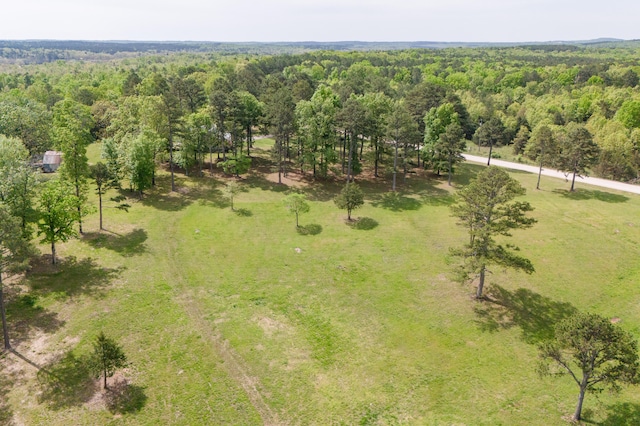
<box><xmin>462</xmin><ymin>154</ymin><xmax>640</xmax><ymax>195</ymax></box>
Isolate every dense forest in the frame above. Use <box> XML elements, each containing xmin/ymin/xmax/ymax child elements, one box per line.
<box><xmin>2</xmin><ymin>42</ymin><xmax>640</xmax><ymax>204</ymax></box>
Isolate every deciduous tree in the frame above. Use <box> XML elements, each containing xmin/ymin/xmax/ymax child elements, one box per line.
<box><xmin>37</xmin><ymin>180</ymin><xmax>79</xmax><ymax>265</ymax></box>
<box><xmin>334</xmin><ymin>183</ymin><xmax>364</xmax><ymax>221</ymax></box>
<box><xmin>283</xmin><ymin>193</ymin><xmax>310</xmax><ymax>227</ymax></box>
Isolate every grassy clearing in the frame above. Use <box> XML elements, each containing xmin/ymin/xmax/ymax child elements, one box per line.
<box><xmin>2</xmin><ymin>142</ymin><xmax>640</xmax><ymax>425</ymax></box>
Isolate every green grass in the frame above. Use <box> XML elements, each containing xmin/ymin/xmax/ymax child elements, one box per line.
<box><xmin>2</xmin><ymin>142</ymin><xmax>640</xmax><ymax>424</ymax></box>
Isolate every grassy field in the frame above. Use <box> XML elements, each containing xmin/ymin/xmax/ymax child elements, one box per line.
<box><xmin>2</xmin><ymin>140</ymin><xmax>640</xmax><ymax>425</ymax></box>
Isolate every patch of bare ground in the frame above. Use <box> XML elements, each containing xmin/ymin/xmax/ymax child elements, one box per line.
<box><xmin>264</xmin><ymin>172</ymin><xmax>308</xmax><ymax>188</ymax></box>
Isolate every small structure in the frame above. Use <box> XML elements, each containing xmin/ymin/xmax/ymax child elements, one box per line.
<box><xmin>42</xmin><ymin>151</ymin><xmax>63</xmax><ymax>173</ymax></box>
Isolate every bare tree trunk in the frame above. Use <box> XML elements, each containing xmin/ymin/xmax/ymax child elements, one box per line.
<box><xmin>51</xmin><ymin>241</ymin><xmax>57</xmax><ymax>265</ymax></box>
<box><xmin>573</xmin><ymin>385</ymin><xmax>587</xmax><ymax>421</ymax></box>
<box><xmin>1</xmin><ymin>275</ymin><xmax>10</xmax><ymax>350</ymax></box>
<box><xmin>571</xmin><ymin>168</ymin><xmax>577</xmax><ymax>192</ymax></box>
<box><xmin>346</xmin><ymin>131</ymin><xmax>353</xmax><ymax>183</ymax></box>
<box><xmin>476</xmin><ymin>266</ymin><xmax>486</xmax><ymax>299</ymax></box>
<box><xmin>169</xmin><ymin>135</ymin><xmax>176</xmax><ymax>192</ymax></box>
<box><xmin>487</xmin><ymin>139</ymin><xmax>493</xmax><ymax>166</ymax></box>
<box><xmin>448</xmin><ymin>154</ymin><xmax>453</xmax><ymax>186</ymax></box>
<box><xmin>393</xmin><ymin>142</ymin><xmax>398</xmax><ymax>191</ymax></box>
<box><xmin>99</xmin><ymin>191</ymin><xmax>103</xmax><ymax>231</ymax></box>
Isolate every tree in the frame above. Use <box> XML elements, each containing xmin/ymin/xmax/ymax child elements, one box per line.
<box><xmin>223</xmin><ymin>181</ymin><xmax>242</xmax><ymax>211</ymax></box>
<box><xmin>387</xmin><ymin>101</ymin><xmax>419</xmax><ymax>191</ymax></box>
<box><xmin>438</xmin><ymin>122</ymin><xmax>467</xmax><ymax>186</ymax></box>
<box><xmin>283</xmin><ymin>193</ymin><xmax>310</xmax><ymax>227</ymax></box>
<box><xmin>334</xmin><ymin>183</ymin><xmax>364</xmax><ymax>221</ymax></box>
<box><xmin>0</xmin><ymin>205</ymin><xmax>35</xmax><ymax>350</ymax></box>
<box><xmin>525</xmin><ymin>125</ymin><xmax>558</xmax><ymax>190</ymax></box>
<box><xmin>90</xmin><ymin>331</ymin><xmax>128</xmax><ymax>390</ymax></box>
<box><xmin>53</xmin><ymin>99</ymin><xmax>94</xmax><ymax>234</ymax></box>
<box><xmin>538</xmin><ymin>312</ymin><xmax>639</xmax><ymax>422</ymax></box>
<box><xmin>263</xmin><ymin>78</ymin><xmax>296</xmax><ymax>183</ymax></box>
<box><xmin>90</xmin><ymin>162</ymin><xmax>128</xmax><ymax>231</ymax></box>
<box><xmin>423</xmin><ymin>103</ymin><xmax>460</xmax><ymax>176</ymax></box>
<box><xmin>451</xmin><ymin>167</ymin><xmax>536</xmax><ymax>299</ymax></box>
<box><xmin>557</xmin><ymin>124</ymin><xmax>600</xmax><ymax>191</ymax></box>
<box><xmin>474</xmin><ymin>117</ymin><xmax>507</xmax><ymax>166</ymax></box>
<box><xmin>0</xmin><ymin>135</ymin><xmax>39</xmax><ymax>238</ymax></box>
<box><xmin>37</xmin><ymin>180</ymin><xmax>79</xmax><ymax>265</ymax></box>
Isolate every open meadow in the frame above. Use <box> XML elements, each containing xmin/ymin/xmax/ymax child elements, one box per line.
<box><xmin>2</xmin><ymin>140</ymin><xmax>640</xmax><ymax>425</ymax></box>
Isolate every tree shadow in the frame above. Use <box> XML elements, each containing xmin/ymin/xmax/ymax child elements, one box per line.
<box><xmin>36</xmin><ymin>351</ymin><xmax>97</xmax><ymax>410</ymax></box>
<box><xmin>348</xmin><ymin>217</ymin><xmax>379</xmax><ymax>231</ymax></box>
<box><xmin>473</xmin><ymin>285</ymin><xmax>578</xmax><ymax>344</ymax></box>
<box><xmin>234</xmin><ymin>208</ymin><xmax>253</xmax><ymax>217</ymax></box>
<box><xmin>552</xmin><ymin>188</ymin><xmax>629</xmax><ymax>203</ymax></box>
<box><xmin>370</xmin><ymin>192</ymin><xmax>422</xmax><ymax>211</ymax></box>
<box><xmin>597</xmin><ymin>402</ymin><xmax>640</xmax><ymax>425</ymax></box>
<box><xmin>0</xmin><ymin>354</ymin><xmax>13</xmax><ymax>425</ymax></box>
<box><xmin>82</xmin><ymin>229</ymin><xmax>148</xmax><ymax>255</ymax></box>
<box><xmin>26</xmin><ymin>256</ymin><xmax>125</xmax><ymax>299</ymax></box>
<box><xmin>105</xmin><ymin>379</ymin><xmax>147</xmax><ymax>414</ymax></box>
<box><xmin>452</xmin><ymin>163</ymin><xmax>484</xmax><ymax>186</ymax></box>
<box><xmin>5</xmin><ymin>293</ymin><xmax>65</xmax><ymax>348</ymax></box>
<box><xmin>297</xmin><ymin>224</ymin><xmax>323</xmax><ymax>235</ymax></box>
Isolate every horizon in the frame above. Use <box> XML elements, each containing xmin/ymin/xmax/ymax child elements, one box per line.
<box><xmin>2</xmin><ymin>0</ymin><xmax>638</xmax><ymax>43</ymax></box>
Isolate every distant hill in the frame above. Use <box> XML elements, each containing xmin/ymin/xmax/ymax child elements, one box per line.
<box><xmin>0</xmin><ymin>39</ymin><xmax>638</xmax><ymax>64</ymax></box>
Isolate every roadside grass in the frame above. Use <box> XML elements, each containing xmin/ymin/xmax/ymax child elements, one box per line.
<box><xmin>1</xmin><ymin>141</ymin><xmax>640</xmax><ymax>424</ymax></box>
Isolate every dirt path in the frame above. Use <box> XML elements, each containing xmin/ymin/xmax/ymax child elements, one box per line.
<box><xmin>463</xmin><ymin>154</ymin><xmax>640</xmax><ymax>195</ymax></box>
<box><xmin>161</xmin><ymin>216</ymin><xmax>283</xmax><ymax>425</ymax></box>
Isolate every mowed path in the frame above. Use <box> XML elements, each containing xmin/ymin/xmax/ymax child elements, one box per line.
<box><xmin>463</xmin><ymin>154</ymin><xmax>640</xmax><ymax>195</ymax></box>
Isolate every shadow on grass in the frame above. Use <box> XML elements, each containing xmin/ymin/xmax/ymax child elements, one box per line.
<box><xmin>37</xmin><ymin>351</ymin><xmax>97</xmax><ymax>410</ymax></box>
<box><xmin>348</xmin><ymin>217</ymin><xmax>379</xmax><ymax>230</ymax></box>
<box><xmin>370</xmin><ymin>192</ymin><xmax>422</xmax><ymax>211</ymax></box>
<box><xmin>105</xmin><ymin>380</ymin><xmax>147</xmax><ymax>414</ymax></box>
<box><xmin>474</xmin><ymin>285</ymin><xmax>578</xmax><ymax>344</ymax></box>
<box><xmin>552</xmin><ymin>188</ymin><xmax>629</xmax><ymax>203</ymax></box>
<box><xmin>5</xmin><ymin>293</ymin><xmax>65</xmax><ymax>348</ymax></box>
<box><xmin>27</xmin><ymin>256</ymin><xmax>125</xmax><ymax>299</ymax></box>
<box><xmin>234</xmin><ymin>208</ymin><xmax>253</xmax><ymax>217</ymax></box>
<box><xmin>297</xmin><ymin>224</ymin><xmax>323</xmax><ymax>235</ymax></box>
<box><xmin>83</xmin><ymin>229</ymin><xmax>148</xmax><ymax>255</ymax></box>
<box><xmin>597</xmin><ymin>402</ymin><xmax>640</xmax><ymax>425</ymax></box>
<box><xmin>0</xmin><ymin>356</ymin><xmax>12</xmax><ymax>424</ymax></box>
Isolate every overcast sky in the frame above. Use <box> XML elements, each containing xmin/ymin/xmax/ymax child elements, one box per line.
<box><xmin>1</xmin><ymin>0</ymin><xmax>638</xmax><ymax>42</ymax></box>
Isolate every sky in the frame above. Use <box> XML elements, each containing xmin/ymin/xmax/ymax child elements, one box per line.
<box><xmin>1</xmin><ymin>0</ymin><xmax>639</xmax><ymax>43</ymax></box>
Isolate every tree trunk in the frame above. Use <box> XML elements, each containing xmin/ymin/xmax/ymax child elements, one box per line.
<box><xmin>51</xmin><ymin>241</ymin><xmax>56</xmax><ymax>265</ymax></box>
<box><xmin>476</xmin><ymin>266</ymin><xmax>486</xmax><ymax>299</ymax></box>
<box><xmin>573</xmin><ymin>385</ymin><xmax>587</xmax><ymax>421</ymax></box>
<box><xmin>537</xmin><ymin>160</ymin><xmax>543</xmax><ymax>190</ymax></box>
<box><xmin>393</xmin><ymin>142</ymin><xmax>398</xmax><ymax>191</ymax></box>
<box><xmin>487</xmin><ymin>140</ymin><xmax>493</xmax><ymax>166</ymax></box>
<box><xmin>346</xmin><ymin>131</ymin><xmax>353</xmax><ymax>183</ymax></box>
<box><xmin>99</xmin><ymin>191</ymin><xmax>103</xmax><ymax>230</ymax></box>
<box><xmin>571</xmin><ymin>169</ymin><xmax>577</xmax><ymax>192</ymax></box>
<box><xmin>169</xmin><ymin>135</ymin><xmax>176</xmax><ymax>192</ymax></box>
<box><xmin>448</xmin><ymin>154</ymin><xmax>453</xmax><ymax>186</ymax></box>
<box><xmin>75</xmin><ymin>180</ymin><xmax>83</xmax><ymax>235</ymax></box>
<box><xmin>347</xmin><ymin>207</ymin><xmax>352</xmax><ymax>221</ymax></box>
<box><xmin>374</xmin><ymin>140</ymin><xmax>379</xmax><ymax>178</ymax></box>
<box><xmin>295</xmin><ymin>212</ymin><xmax>299</xmax><ymax>227</ymax></box>
<box><xmin>1</xmin><ymin>274</ymin><xmax>10</xmax><ymax>350</ymax></box>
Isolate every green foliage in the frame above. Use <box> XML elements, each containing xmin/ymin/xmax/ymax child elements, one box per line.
<box><xmin>451</xmin><ymin>167</ymin><xmax>536</xmax><ymax>298</ymax></box>
<box><xmin>218</xmin><ymin>155</ymin><xmax>251</xmax><ymax>176</ymax></box>
<box><xmin>90</xmin><ymin>331</ymin><xmax>128</xmax><ymax>389</ymax></box>
<box><xmin>334</xmin><ymin>183</ymin><xmax>364</xmax><ymax>221</ymax></box>
<box><xmin>616</xmin><ymin>100</ymin><xmax>640</xmax><ymax>129</ymax></box>
<box><xmin>37</xmin><ymin>180</ymin><xmax>79</xmax><ymax>264</ymax></box>
<box><xmin>223</xmin><ymin>181</ymin><xmax>242</xmax><ymax>211</ymax></box>
<box><xmin>538</xmin><ymin>312</ymin><xmax>639</xmax><ymax>421</ymax></box>
<box><xmin>283</xmin><ymin>193</ymin><xmax>310</xmax><ymax>227</ymax></box>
